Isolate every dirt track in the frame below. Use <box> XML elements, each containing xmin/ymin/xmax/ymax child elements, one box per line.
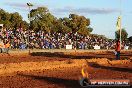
<box><xmin>0</xmin><ymin>50</ymin><xmax>132</xmax><ymax>88</ymax></box>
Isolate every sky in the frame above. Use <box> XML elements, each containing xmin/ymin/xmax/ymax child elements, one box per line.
<box><xmin>0</xmin><ymin>0</ymin><xmax>132</xmax><ymax>39</ymax></box>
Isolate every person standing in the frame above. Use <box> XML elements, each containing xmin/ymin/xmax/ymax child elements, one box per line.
<box><xmin>115</xmin><ymin>39</ymin><xmax>120</xmax><ymax>60</ymax></box>
<box><xmin>5</xmin><ymin>41</ymin><xmax>10</xmax><ymax>54</ymax></box>
<box><xmin>0</xmin><ymin>40</ymin><xmax>4</xmax><ymax>53</ymax></box>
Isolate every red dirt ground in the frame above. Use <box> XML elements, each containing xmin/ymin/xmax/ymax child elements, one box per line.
<box><xmin>0</xmin><ymin>50</ymin><xmax>132</xmax><ymax>88</ymax></box>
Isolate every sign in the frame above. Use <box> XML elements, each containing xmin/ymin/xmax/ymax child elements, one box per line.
<box><xmin>93</xmin><ymin>45</ymin><xmax>100</xmax><ymax>50</ymax></box>
<box><xmin>113</xmin><ymin>51</ymin><xmax>117</xmax><ymax>55</ymax></box>
<box><xmin>0</xmin><ymin>24</ymin><xmax>3</xmax><ymax>27</ymax></box>
<box><xmin>125</xmin><ymin>46</ymin><xmax>129</xmax><ymax>50</ymax></box>
<box><xmin>0</xmin><ymin>24</ymin><xmax>3</xmax><ymax>31</ymax></box>
<box><xmin>66</xmin><ymin>45</ymin><xmax>72</xmax><ymax>49</ymax></box>
<box><xmin>80</xmin><ymin>78</ymin><xmax>130</xmax><ymax>88</ymax></box>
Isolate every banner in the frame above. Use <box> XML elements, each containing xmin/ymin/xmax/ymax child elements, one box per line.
<box><xmin>116</xmin><ymin>16</ymin><xmax>121</xmax><ymax>30</ymax></box>
<box><xmin>93</xmin><ymin>45</ymin><xmax>100</xmax><ymax>50</ymax></box>
<box><xmin>66</xmin><ymin>45</ymin><xmax>72</xmax><ymax>49</ymax></box>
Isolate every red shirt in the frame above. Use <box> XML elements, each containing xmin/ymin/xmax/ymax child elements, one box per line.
<box><xmin>115</xmin><ymin>41</ymin><xmax>120</xmax><ymax>51</ymax></box>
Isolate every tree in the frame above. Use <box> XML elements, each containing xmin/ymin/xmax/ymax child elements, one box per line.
<box><xmin>10</xmin><ymin>12</ymin><xmax>23</xmax><ymax>29</ymax></box>
<box><xmin>0</xmin><ymin>9</ymin><xmax>11</xmax><ymax>29</ymax></box>
<box><xmin>115</xmin><ymin>28</ymin><xmax>128</xmax><ymax>41</ymax></box>
<box><xmin>128</xmin><ymin>36</ymin><xmax>132</xmax><ymax>42</ymax></box>
<box><xmin>57</xmin><ymin>18</ymin><xmax>71</xmax><ymax>33</ymax></box>
<box><xmin>61</xmin><ymin>14</ymin><xmax>92</xmax><ymax>35</ymax></box>
<box><xmin>29</xmin><ymin>7</ymin><xmax>93</xmax><ymax>35</ymax></box>
<box><xmin>0</xmin><ymin>9</ymin><xmax>28</xmax><ymax>30</ymax></box>
<box><xmin>1</xmin><ymin>7</ymin><xmax>93</xmax><ymax>36</ymax></box>
<box><xmin>30</xmin><ymin>7</ymin><xmax>55</xmax><ymax>32</ymax></box>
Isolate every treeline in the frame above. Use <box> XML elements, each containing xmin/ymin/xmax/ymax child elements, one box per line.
<box><xmin>1</xmin><ymin>6</ymin><xmax>131</xmax><ymax>41</ymax></box>
<box><xmin>30</xmin><ymin>7</ymin><xmax>93</xmax><ymax>35</ymax></box>
<box><xmin>0</xmin><ymin>7</ymin><xmax>93</xmax><ymax>35</ymax></box>
<box><xmin>0</xmin><ymin>8</ymin><xmax>28</xmax><ymax>30</ymax></box>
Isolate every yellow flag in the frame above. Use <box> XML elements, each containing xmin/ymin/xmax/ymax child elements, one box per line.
<box><xmin>116</xmin><ymin>16</ymin><xmax>121</xmax><ymax>30</ymax></box>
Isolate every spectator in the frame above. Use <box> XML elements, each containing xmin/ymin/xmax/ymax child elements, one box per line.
<box><xmin>0</xmin><ymin>40</ymin><xmax>4</xmax><ymax>53</ymax></box>
<box><xmin>5</xmin><ymin>41</ymin><xmax>10</xmax><ymax>54</ymax></box>
<box><xmin>0</xmin><ymin>27</ymin><xmax>131</xmax><ymax>50</ymax></box>
<box><xmin>115</xmin><ymin>39</ymin><xmax>120</xmax><ymax>60</ymax></box>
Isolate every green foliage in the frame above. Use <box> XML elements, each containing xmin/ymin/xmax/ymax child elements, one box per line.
<box><xmin>129</xmin><ymin>36</ymin><xmax>132</xmax><ymax>42</ymax></box>
<box><xmin>60</xmin><ymin>14</ymin><xmax>92</xmax><ymax>35</ymax></box>
<box><xmin>0</xmin><ymin>7</ymin><xmax>93</xmax><ymax>36</ymax></box>
<box><xmin>58</xmin><ymin>17</ymin><xmax>71</xmax><ymax>33</ymax></box>
<box><xmin>30</xmin><ymin>7</ymin><xmax>55</xmax><ymax>32</ymax></box>
<box><xmin>115</xmin><ymin>28</ymin><xmax>128</xmax><ymax>41</ymax></box>
<box><xmin>90</xmin><ymin>34</ymin><xmax>108</xmax><ymax>40</ymax></box>
<box><xmin>69</xmin><ymin>14</ymin><xmax>91</xmax><ymax>35</ymax></box>
<box><xmin>0</xmin><ymin>8</ymin><xmax>28</xmax><ymax>30</ymax></box>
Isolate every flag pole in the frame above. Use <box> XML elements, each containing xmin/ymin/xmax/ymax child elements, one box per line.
<box><xmin>119</xmin><ymin>0</ymin><xmax>122</xmax><ymax>50</ymax></box>
<box><xmin>27</xmin><ymin>3</ymin><xmax>33</xmax><ymax>54</ymax></box>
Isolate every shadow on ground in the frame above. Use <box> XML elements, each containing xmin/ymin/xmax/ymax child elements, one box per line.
<box><xmin>18</xmin><ymin>73</ymin><xmax>82</xmax><ymax>88</ymax></box>
<box><xmin>30</xmin><ymin>52</ymin><xmax>132</xmax><ymax>60</ymax></box>
<box><xmin>89</xmin><ymin>62</ymin><xmax>132</xmax><ymax>73</ymax></box>
<box><xmin>17</xmin><ymin>73</ymin><xmax>131</xmax><ymax>88</ymax></box>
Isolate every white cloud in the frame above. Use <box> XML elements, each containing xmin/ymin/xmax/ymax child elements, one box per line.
<box><xmin>53</xmin><ymin>7</ymin><xmax>120</xmax><ymax>15</ymax></box>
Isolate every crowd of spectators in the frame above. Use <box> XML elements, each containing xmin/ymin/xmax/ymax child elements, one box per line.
<box><xmin>0</xmin><ymin>28</ymin><xmax>131</xmax><ymax>50</ymax></box>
